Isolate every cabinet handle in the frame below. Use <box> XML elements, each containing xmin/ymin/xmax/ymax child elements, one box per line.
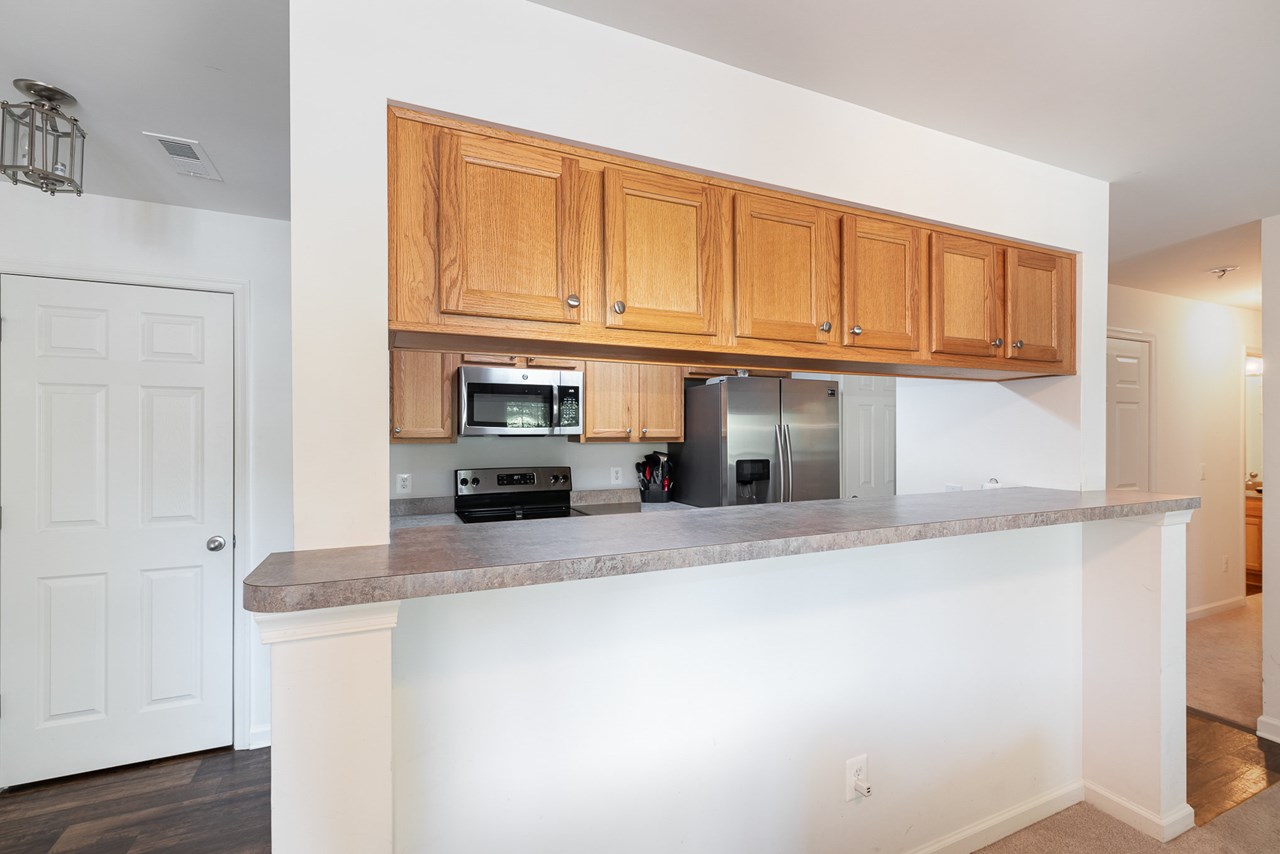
<box><xmin>566</xmin><ymin>294</ymin><xmax>580</xmax><ymax>309</ymax></box>
<box><xmin>850</xmin><ymin>325</ymin><xmax>863</xmax><ymax>336</ymax></box>
<box><xmin>393</xmin><ymin>427</ymin><xmax>402</xmax><ymax>434</ymax></box>
<box><xmin>641</xmin><ymin>427</ymin><xmax>648</xmax><ymax>435</ymax></box>
<box><xmin>820</xmin><ymin>321</ymin><xmax>832</xmax><ymax>333</ymax></box>
<box><xmin>626</xmin><ymin>427</ymin><xmax>632</xmax><ymax>435</ymax></box>
<box><xmin>991</xmin><ymin>337</ymin><xmax>1004</xmax><ymax>347</ymax></box>
<box><xmin>613</xmin><ymin>300</ymin><xmax>626</xmax><ymax>315</ymax></box>
<box><xmin>1013</xmin><ymin>339</ymin><xmax>1024</xmax><ymax>349</ymax></box>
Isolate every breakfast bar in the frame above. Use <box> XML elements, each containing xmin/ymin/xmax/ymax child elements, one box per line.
<box><xmin>246</xmin><ymin>488</ymin><xmax>1198</xmax><ymax>853</ymax></box>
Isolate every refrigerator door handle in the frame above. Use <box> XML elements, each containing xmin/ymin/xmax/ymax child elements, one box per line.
<box><xmin>778</xmin><ymin>425</ymin><xmax>788</xmax><ymax>504</ymax></box>
<box><xmin>774</xmin><ymin>424</ymin><xmax>787</xmax><ymax>502</ymax></box>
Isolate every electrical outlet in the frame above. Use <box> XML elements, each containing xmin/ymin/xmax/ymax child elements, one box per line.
<box><xmin>396</xmin><ymin>473</ymin><xmax>412</xmax><ymax>494</ymax></box>
<box><xmin>1200</xmin><ymin>463</ymin><xmax>1207</xmax><ymax>481</ymax></box>
<box><xmin>1223</xmin><ymin>555</ymin><xmax>1230</xmax><ymax>573</ymax></box>
<box><xmin>610</xmin><ymin>467</ymin><xmax>623</xmax><ymax>485</ymax></box>
<box><xmin>846</xmin><ymin>754</ymin><xmax>870</xmax><ymax>800</ymax></box>
<box><xmin>945</xmin><ymin>483</ymin><xmax>963</xmax><ymax>492</ymax></box>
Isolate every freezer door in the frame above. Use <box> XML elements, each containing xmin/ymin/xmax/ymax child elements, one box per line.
<box><xmin>781</xmin><ymin>379</ymin><xmax>841</xmax><ymax>502</ymax></box>
<box><xmin>723</xmin><ymin>377</ymin><xmax>782</xmax><ymax>505</ymax></box>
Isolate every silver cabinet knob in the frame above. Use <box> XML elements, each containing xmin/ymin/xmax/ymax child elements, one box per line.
<box><xmin>206</xmin><ymin>535</ymin><xmax>227</xmax><ymax>552</ymax></box>
<box><xmin>393</xmin><ymin>427</ymin><xmax>401</xmax><ymax>434</ymax></box>
<box><xmin>991</xmin><ymin>337</ymin><xmax>1004</xmax><ymax>347</ymax></box>
<box><xmin>1012</xmin><ymin>339</ymin><xmax>1024</xmax><ymax>349</ymax></box>
<box><xmin>641</xmin><ymin>427</ymin><xmax>648</xmax><ymax>434</ymax></box>
<box><xmin>850</xmin><ymin>325</ymin><xmax>863</xmax><ymax>336</ymax></box>
<box><xmin>566</xmin><ymin>294</ymin><xmax>580</xmax><ymax>308</ymax></box>
<box><xmin>820</xmin><ymin>321</ymin><xmax>832</xmax><ymax>333</ymax></box>
<box><xmin>626</xmin><ymin>427</ymin><xmax>632</xmax><ymax>435</ymax></box>
<box><xmin>613</xmin><ymin>300</ymin><xmax>626</xmax><ymax>315</ymax></box>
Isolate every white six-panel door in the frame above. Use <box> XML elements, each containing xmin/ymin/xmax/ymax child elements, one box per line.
<box><xmin>0</xmin><ymin>275</ymin><xmax>234</xmax><ymax>786</ymax></box>
<box><xmin>1106</xmin><ymin>337</ymin><xmax>1152</xmax><ymax>492</ymax></box>
<box><xmin>842</xmin><ymin>376</ymin><xmax>896</xmax><ymax>498</ymax></box>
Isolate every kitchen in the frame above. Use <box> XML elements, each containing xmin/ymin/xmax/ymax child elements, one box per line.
<box><xmin>251</xmin><ymin>13</ymin><xmax>1190</xmax><ymax>847</ymax></box>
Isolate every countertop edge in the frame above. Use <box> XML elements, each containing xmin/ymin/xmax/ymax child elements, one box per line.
<box><xmin>244</xmin><ymin>492</ymin><xmax>1199</xmax><ymax>613</ymax></box>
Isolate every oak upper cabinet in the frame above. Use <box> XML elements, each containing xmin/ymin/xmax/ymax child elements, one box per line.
<box><xmin>390</xmin><ymin>350</ymin><xmax>459</xmax><ymax>442</ymax></box>
<box><xmin>604</xmin><ymin>167</ymin><xmax>729</xmax><ymax>336</ymax></box>
<box><xmin>1005</xmin><ymin>248</ymin><xmax>1072</xmax><ymax>364</ymax></box>
<box><xmin>437</xmin><ymin>130</ymin><xmax>587</xmax><ymax>325</ymax></box>
<box><xmin>841</xmin><ymin>216</ymin><xmax>927</xmax><ymax>352</ymax></box>
<box><xmin>581</xmin><ymin>361</ymin><xmax>683</xmax><ymax>442</ymax></box>
<box><xmin>930</xmin><ymin>233</ymin><xmax>1003</xmax><ymax>358</ymax></box>
<box><xmin>734</xmin><ymin>193</ymin><xmax>840</xmax><ymax>344</ymax></box>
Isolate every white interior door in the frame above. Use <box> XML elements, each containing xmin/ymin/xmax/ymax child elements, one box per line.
<box><xmin>1106</xmin><ymin>337</ymin><xmax>1151</xmax><ymax>491</ymax></box>
<box><xmin>0</xmin><ymin>275</ymin><xmax>234</xmax><ymax>786</ymax></box>
<box><xmin>842</xmin><ymin>376</ymin><xmax>896</xmax><ymax>498</ymax></box>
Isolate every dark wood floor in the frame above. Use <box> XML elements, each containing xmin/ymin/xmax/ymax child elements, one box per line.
<box><xmin>0</xmin><ymin>747</ymin><xmax>270</xmax><ymax>853</ymax></box>
<box><xmin>1187</xmin><ymin>709</ymin><xmax>1280</xmax><ymax>825</ymax></box>
<box><xmin>0</xmin><ymin>715</ymin><xmax>1274</xmax><ymax>848</ymax></box>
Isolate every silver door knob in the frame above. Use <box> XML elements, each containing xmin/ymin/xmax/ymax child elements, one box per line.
<box><xmin>991</xmin><ymin>337</ymin><xmax>1004</xmax><ymax>347</ymax></box>
<box><xmin>613</xmin><ymin>300</ymin><xmax>626</xmax><ymax>314</ymax></box>
<box><xmin>820</xmin><ymin>321</ymin><xmax>832</xmax><ymax>333</ymax></box>
<box><xmin>850</xmin><ymin>325</ymin><xmax>863</xmax><ymax>336</ymax></box>
<box><xmin>566</xmin><ymin>294</ymin><xmax>580</xmax><ymax>308</ymax></box>
<box><xmin>1012</xmin><ymin>339</ymin><xmax>1024</xmax><ymax>349</ymax></box>
<box><xmin>207</xmin><ymin>536</ymin><xmax>227</xmax><ymax>552</ymax></box>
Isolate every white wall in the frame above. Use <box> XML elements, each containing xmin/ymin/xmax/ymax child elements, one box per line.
<box><xmin>290</xmin><ymin>0</ymin><xmax>1110</xmax><ymax>846</ymax></box>
<box><xmin>1261</xmin><ymin>214</ymin><xmax>1280</xmax><ymax>740</ymax></box>
<box><xmin>394</xmin><ymin>525</ymin><xmax>1083</xmax><ymax>853</ymax></box>
<box><xmin>391</xmin><ymin>440</ymin><xmax>667</xmax><ymax>498</ymax></box>
<box><xmin>1107</xmin><ymin>285</ymin><xmax>1261</xmax><ymax>614</ymax></box>
<box><xmin>0</xmin><ymin>190</ymin><xmax>292</xmax><ymax>746</ymax></box>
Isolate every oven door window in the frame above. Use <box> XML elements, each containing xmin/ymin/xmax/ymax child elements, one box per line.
<box><xmin>467</xmin><ymin>383</ymin><xmax>554</xmax><ymax>429</ymax></box>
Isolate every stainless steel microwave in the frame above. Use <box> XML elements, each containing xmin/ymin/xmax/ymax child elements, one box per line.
<box><xmin>457</xmin><ymin>366</ymin><xmax>584</xmax><ymax>437</ymax></box>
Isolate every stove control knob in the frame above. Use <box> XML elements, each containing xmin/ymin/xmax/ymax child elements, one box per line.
<box><xmin>459</xmin><ymin>477</ymin><xmax>468</xmax><ymax>487</ymax></box>
<box><xmin>470</xmin><ymin>477</ymin><xmax>480</xmax><ymax>487</ymax></box>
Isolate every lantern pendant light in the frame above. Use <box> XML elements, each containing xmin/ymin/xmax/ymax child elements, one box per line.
<box><xmin>0</xmin><ymin>79</ymin><xmax>86</xmax><ymax>196</ymax></box>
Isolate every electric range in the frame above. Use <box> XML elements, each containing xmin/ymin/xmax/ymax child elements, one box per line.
<box><xmin>453</xmin><ymin>466</ymin><xmax>574</xmax><ymax>523</ymax></box>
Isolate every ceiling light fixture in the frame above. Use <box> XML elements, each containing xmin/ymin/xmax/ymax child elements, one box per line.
<box><xmin>1208</xmin><ymin>266</ymin><xmax>1240</xmax><ymax>279</ymax></box>
<box><xmin>0</xmin><ymin>79</ymin><xmax>86</xmax><ymax>196</ymax></box>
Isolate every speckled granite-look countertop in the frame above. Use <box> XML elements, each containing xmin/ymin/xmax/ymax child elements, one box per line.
<box><xmin>244</xmin><ymin>488</ymin><xmax>1198</xmax><ymax>613</ymax></box>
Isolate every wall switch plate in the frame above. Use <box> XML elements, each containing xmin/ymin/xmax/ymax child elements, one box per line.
<box><xmin>610</xmin><ymin>467</ymin><xmax>623</xmax><ymax>485</ymax></box>
<box><xmin>846</xmin><ymin>754</ymin><xmax>870</xmax><ymax>801</ymax></box>
<box><xmin>945</xmin><ymin>483</ymin><xmax>963</xmax><ymax>492</ymax></box>
<box><xmin>396</xmin><ymin>473</ymin><xmax>412</xmax><ymax>494</ymax></box>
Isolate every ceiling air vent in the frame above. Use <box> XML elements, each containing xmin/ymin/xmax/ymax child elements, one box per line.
<box><xmin>142</xmin><ymin>132</ymin><xmax>223</xmax><ymax>181</ymax></box>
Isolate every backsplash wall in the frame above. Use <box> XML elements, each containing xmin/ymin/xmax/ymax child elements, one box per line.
<box><xmin>389</xmin><ymin>439</ymin><xmax>670</xmax><ymax>498</ymax></box>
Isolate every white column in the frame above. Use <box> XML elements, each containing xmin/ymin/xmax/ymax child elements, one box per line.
<box><xmin>1259</xmin><ymin>214</ymin><xmax>1280</xmax><ymax>744</ymax></box>
<box><xmin>1082</xmin><ymin>510</ymin><xmax>1194</xmax><ymax>841</ymax></box>
<box><xmin>255</xmin><ymin>601</ymin><xmax>400</xmax><ymax>854</ymax></box>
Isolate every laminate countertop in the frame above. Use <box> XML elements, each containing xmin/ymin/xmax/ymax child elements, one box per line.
<box><xmin>244</xmin><ymin>488</ymin><xmax>1199</xmax><ymax>613</ymax></box>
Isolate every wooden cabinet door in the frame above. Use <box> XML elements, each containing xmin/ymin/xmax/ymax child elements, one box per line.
<box><xmin>582</xmin><ymin>361</ymin><xmax>635</xmax><ymax>440</ymax></box>
<box><xmin>390</xmin><ymin>351</ymin><xmax>458</xmax><ymax>442</ymax></box>
<box><xmin>636</xmin><ymin>364</ymin><xmax>684</xmax><ymax>441</ymax></box>
<box><xmin>930</xmin><ymin>233</ymin><xmax>1003</xmax><ymax>358</ymax></box>
<box><xmin>734</xmin><ymin>193</ymin><xmax>839</xmax><ymax>344</ymax></box>
<box><xmin>1006</xmin><ymin>248</ymin><xmax>1071</xmax><ymax>363</ymax></box>
<box><xmin>604</xmin><ymin>168</ymin><xmax>727</xmax><ymax>336</ymax></box>
<box><xmin>842</xmin><ymin>216</ymin><xmax>926</xmax><ymax>352</ymax></box>
<box><xmin>438</xmin><ymin>131</ymin><xmax>585</xmax><ymax>324</ymax></box>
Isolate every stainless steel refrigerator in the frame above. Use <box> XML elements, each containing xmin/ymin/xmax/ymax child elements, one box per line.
<box><xmin>669</xmin><ymin>376</ymin><xmax>841</xmax><ymax>507</ymax></box>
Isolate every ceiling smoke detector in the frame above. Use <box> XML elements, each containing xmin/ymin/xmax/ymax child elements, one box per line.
<box><xmin>1207</xmin><ymin>266</ymin><xmax>1240</xmax><ymax>279</ymax></box>
<box><xmin>143</xmin><ymin>132</ymin><xmax>222</xmax><ymax>181</ymax></box>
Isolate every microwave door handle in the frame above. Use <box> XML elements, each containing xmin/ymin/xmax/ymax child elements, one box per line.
<box><xmin>551</xmin><ymin>384</ymin><xmax>561</xmax><ymax>435</ymax></box>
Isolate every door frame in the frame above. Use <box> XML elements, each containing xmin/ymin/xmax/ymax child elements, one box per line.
<box><xmin>1106</xmin><ymin>327</ymin><xmax>1158</xmax><ymax>492</ymax></box>
<box><xmin>0</xmin><ymin>260</ymin><xmax>258</xmax><ymax>751</ymax></box>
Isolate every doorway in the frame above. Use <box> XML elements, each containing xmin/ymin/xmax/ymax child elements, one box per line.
<box><xmin>1106</xmin><ymin>336</ymin><xmax>1152</xmax><ymax>491</ymax></box>
<box><xmin>842</xmin><ymin>376</ymin><xmax>895</xmax><ymax>498</ymax></box>
<box><xmin>0</xmin><ymin>275</ymin><xmax>235</xmax><ymax>786</ymax></box>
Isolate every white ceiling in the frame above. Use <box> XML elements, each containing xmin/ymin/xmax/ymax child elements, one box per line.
<box><xmin>1</xmin><ymin>0</ymin><xmax>289</xmax><ymax>221</ymax></box>
<box><xmin>536</xmin><ymin>0</ymin><xmax>1280</xmax><ymax>309</ymax></box>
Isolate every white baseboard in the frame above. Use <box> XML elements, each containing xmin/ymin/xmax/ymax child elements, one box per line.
<box><xmin>248</xmin><ymin>723</ymin><xmax>272</xmax><ymax>750</ymax></box>
<box><xmin>1083</xmin><ymin>781</ymin><xmax>1194</xmax><ymax>842</ymax></box>
<box><xmin>1186</xmin><ymin>595</ymin><xmax>1246</xmax><ymax>621</ymax></box>
<box><xmin>1256</xmin><ymin>715</ymin><xmax>1280</xmax><ymax>745</ymax></box>
<box><xmin>904</xmin><ymin>780</ymin><xmax>1084</xmax><ymax>854</ymax></box>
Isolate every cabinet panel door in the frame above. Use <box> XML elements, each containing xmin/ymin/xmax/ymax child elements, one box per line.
<box><xmin>842</xmin><ymin>216</ymin><xmax>925</xmax><ymax>352</ymax></box>
<box><xmin>1006</xmin><ymin>248</ymin><xmax>1071</xmax><ymax>363</ymax></box>
<box><xmin>390</xmin><ymin>351</ymin><xmax>458</xmax><ymax>442</ymax></box>
<box><xmin>438</xmin><ymin>132</ymin><xmax>584</xmax><ymax>324</ymax></box>
<box><xmin>734</xmin><ymin>194</ymin><xmax>839</xmax><ymax>344</ymax></box>
<box><xmin>637</xmin><ymin>364</ymin><xmax>684</xmax><ymax>441</ymax></box>
<box><xmin>604</xmin><ymin>169</ymin><xmax>727</xmax><ymax>336</ymax></box>
<box><xmin>582</xmin><ymin>361</ymin><xmax>635</xmax><ymax>441</ymax></box>
<box><xmin>930</xmin><ymin>233</ymin><xmax>1002</xmax><ymax>358</ymax></box>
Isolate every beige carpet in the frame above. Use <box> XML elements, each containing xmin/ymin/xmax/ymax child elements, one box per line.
<box><xmin>979</xmin><ymin>783</ymin><xmax>1280</xmax><ymax>853</ymax></box>
<box><xmin>1187</xmin><ymin>595</ymin><xmax>1262</xmax><ymax>730</ymax></box>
